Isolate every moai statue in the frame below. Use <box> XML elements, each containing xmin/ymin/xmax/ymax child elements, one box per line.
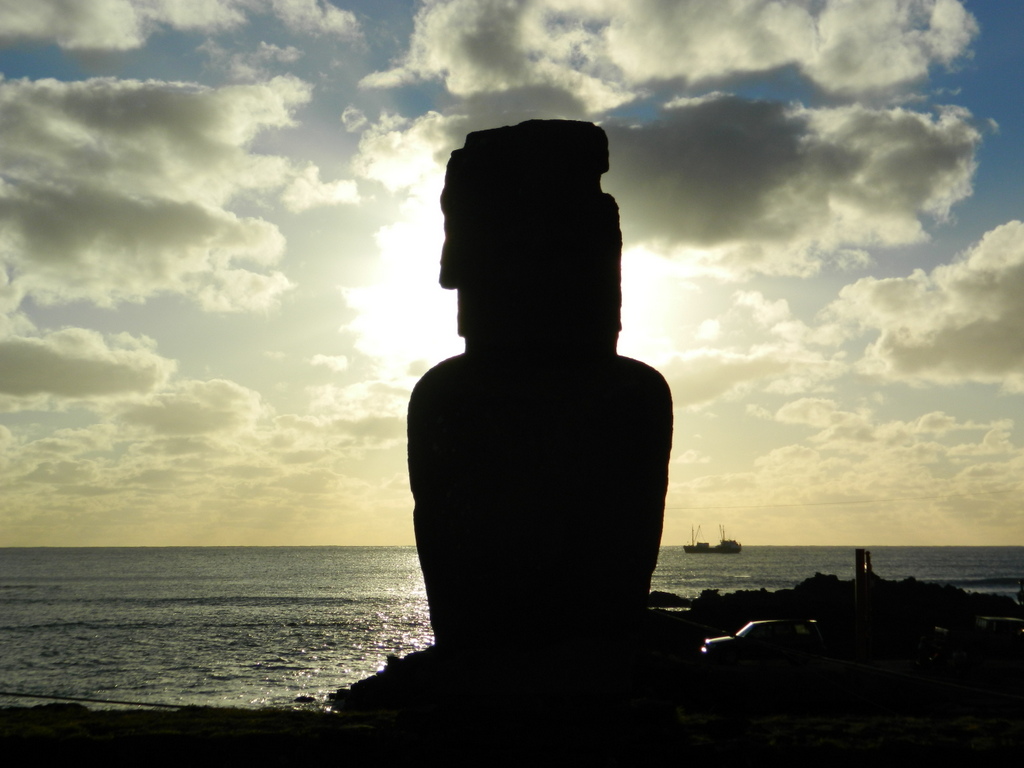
<box><xmin>408</xmin><ymin>120</ymin><xmax>672</xmax><ymax>699</ymax></box>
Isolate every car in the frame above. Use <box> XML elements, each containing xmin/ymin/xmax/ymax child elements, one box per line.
<box><xmin>701</xmin><ymin>619</ymin><xmax>825</xmax><ymax>664</ymax></box>
<box><xmin>918</xmin><ymin>616</ymin><xmax>1024</xmax><ymax>667</ymax></box>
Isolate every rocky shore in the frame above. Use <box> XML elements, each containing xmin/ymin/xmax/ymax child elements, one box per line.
<box><xmin>642</xmin><ymin>570</ymin><xmax>1021</xmax><ymax>666</ymax></box>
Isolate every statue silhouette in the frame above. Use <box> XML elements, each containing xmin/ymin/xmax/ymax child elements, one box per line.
<box><xmin>408</xmin><ymin>120</ymin><xmax>672</xmax><ymax>701</ymax></box>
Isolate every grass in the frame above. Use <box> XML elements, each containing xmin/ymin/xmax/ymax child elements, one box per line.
<box><xmin>3</xmin><ymin>700</ymin><xmax>1024</xmax><ymax>767</ymax></box>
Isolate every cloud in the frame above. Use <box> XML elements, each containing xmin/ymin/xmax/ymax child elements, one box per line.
<box><xmin>8</xmin><ymin>425</ymin><xmax>117</xmax><ymax>460</ymax></box>
<box><xmin>301</xmin><ymin>382</ymin><xmax>410</xmax><ymax>450</ymax></box>
<box><xmin>829</xmin><ymin>221</ymin><xmax>1024</xmax><ymax>390</ymax></box>
<box><xmin>267</xmin><ymin>0</ymin><xmax>360</xmax><ymax>37</ymax></box>
<box><xmin>280</xmin><ymin>163</ymin><xmax>359</xmax><ymax>211</ymax></box>
<box><xmin>667</xmin><ymin>399</ymin><xmax>1022</xmax><ymax>545</ymax></box>
<box><xmin>346</xmin><ymin>92</ymin><xmax>978</xmax><ymax>293</ymax></box>
<box><xmin>807</xmin><ymin>0</ymin><xmax>977</xmax><ymax>92</ymax></box>
<box><xmin>662</xmin><ymin>350</ymin><xmax>790</xmax><ymax>408</ymax></box>
<box><xmin>360</xmin><ymin>0</ymin><xmax>634</xmax><ymax>114</ymax></box>
<box><xmin>0</xmin><ymin>328</ymin><xmax>174</xmax><ymax>411</ymax></box>
<box><xmin>200</xmin><ymin>40</ymin><xmax>304</xmax><ymax>82</ymax></box>
<box><xmin>328</xmin><ymin>415</ymin><xmax>406</xmax><ymax>448</ymax></box>
<box><xmin>306</xmin><ymin>381</ymin><xmax>410</xmax><ymax>422</ymax></box>
<box><xmin>769</xmin><ymin>399</ymin><xmax>1014</xmax><ymax>457</ymax></box>
<box><xmin>589</xmin><ymin>0</ymin><xmax>976</xmax><ymax>94</ymax></box>
<box><xmin>341</xmin><ymin>106</ymin><xmax>369</xmax><ymax>133</ymax></box>
<box><xmin>0</xmin><ymin>75</ymin><xmax>326</xmax><ymax>309</ymax></box>
<box><xmin>120</xmin><ymin>378</ymin><xmax>265</xmax><ymax>435</ymax></box>
<box><xmin>0</xmin><ymin>389</ymin><xmax>412</xmax><ymax>544</ymax></box>
<box><xmin>310</xmin><ymin>354</ymin><xmax>349</xmax><ymax>372</ymax></box>
<box><xmin>585</xmin><ymin>0</ymin><xmax>815</xmax><ymax>86</ymax></box>
<box><xmin>642</xmin><ymin>284</ymin><xmax>850</xmax><ymax>408</ymax></box>
<box><xmin>604</xmin><ymin>97</ymin><xmax>979</xmax><ymax>276</ymax></box>
<box><xmin>0</xmin><ymin>0</ymin><xmax>243</xmax><ymax>50</ymax></box>
<box><xmin>0</xmin><ymin>0</ymin><xmax>243</xmax><ymax>51</ymax></box>
<box><xmin>774</xmin><ymin>398</ymin><xmax>877</xmax><ymax>445</ymax></box>
<box><xmin>363</xmin><ymin>1</ymin><xmax>976</xmax><ymax>107</ymax></box>
<box><xmin>0</xmin><ymin>0</ymin><xmax>359</xmax><ymax>51</ymax></box>
<box><xmin>195</xmin><ymin>268</ymin><xmax>294</xmax><ymax>312</ymax></box>
<box><xmin>948</xmin><ymin>426</ymin><xmax>1016</xmax><ymax>457</ymax></box>
<box><xmin>350</xmin><ymin>103</ymin><xmax>594</xmax><ymax>193</ymax></box>
<box><xmin>352</xmin><ymin>110</ymin><xmax>466</xmax><ymax>192</ymax></box>
<box><xmin>0</xmin><ymin>375</ymin><xmax>402</xmax><ymax>499</ymax></box>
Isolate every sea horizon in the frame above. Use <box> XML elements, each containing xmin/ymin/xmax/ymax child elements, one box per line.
<box><xmin>5</xmin><ymin>543</ymin><xmax>1022</xmax><ymax>549</ymax></box>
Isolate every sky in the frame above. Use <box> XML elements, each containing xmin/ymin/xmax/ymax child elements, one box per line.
<box><xmin>1</xmin><ymin>0</ymin><xmax>1022</xmax><ymax>547</ymax></box>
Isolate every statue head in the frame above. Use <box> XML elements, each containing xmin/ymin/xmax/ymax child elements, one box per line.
<box><xmin>439</xmin><ymin>120</ymin><xmax>623</xmax><ymax>358</ymax></box>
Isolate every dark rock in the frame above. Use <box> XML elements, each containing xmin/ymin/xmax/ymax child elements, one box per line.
<box><xmin>648</xmin><ymin>590</ymin><xmax>690</xmax><ymax>608</ymax></box>
<box><xmin>344</xmin><ymin>649</ymin><xmax>441</xmax><ymax>710</ymax></box>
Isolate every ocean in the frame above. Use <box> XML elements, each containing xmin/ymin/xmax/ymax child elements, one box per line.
<box><xmin>1</xmin><ymin>546</ymin><xmax>1021</xmax><ymax>710</ymax></box>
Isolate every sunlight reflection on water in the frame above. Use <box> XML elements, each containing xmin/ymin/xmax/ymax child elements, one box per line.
<box><xmin>0</xmin><ymin>547</ymin><xmax>433</xmax><ymax>708</ymax></box>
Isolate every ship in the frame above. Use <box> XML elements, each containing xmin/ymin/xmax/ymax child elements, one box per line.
<box><xmin>683</xmin><ymin>525</ymin><xmax>742</xmax><ymax>554</ymax></box>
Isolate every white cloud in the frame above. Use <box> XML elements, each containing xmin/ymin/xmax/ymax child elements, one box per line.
<box><xmin>200</xmin><ymin>40</ymin><xmax>304</xmax><ymax>82</ymax></box>
<box><xmin>341</xmin><ymin>105</ymin><xmax>369</xmax><ymax>133</ymax></box>
<box><xmin>645</xmin><ymin>284</ymin><xmax>852</xmax><ymax>407</ymax></box>
<box><xmin>273</xmin><ymin>408</ymin><xmax>405</xmax><ymax>455</ymax></box>
<box><xmin>310</xmin><ymin>354</ymin><xmax>349</xmax><ymax>372</ymax></box>
<box><xmin>662</xmin><ymin>350</ymin><xmax>791</xmax><ymax>408</ymax></box>
<box><xmin>734</xmin><ymin>291</ymin><xmax>792</xmax><ymax>328</ymax></box>
<box><xmin>775</xmin><ymin>397</ymin><xmax>846</xmax><ymax>428</ymax></box>
<box><xmin>120</xmin><ymin>378</ymin><xmax>266</xmax><ymax>435</ymax></box>
<box><xmin>808</xmin><ymin>0</ymin><xmax>977</xmax><ymax>92</ymax></box>
<box><xmin>363</xmin><ymin>1</ymin><xmax>976</xmax><ymax>108</ymax></box>
<box><xmin>674</xmin><ymin>449</ymin><xmax>710</xmax><ymax>465</ymax></box>
<box><xmin>0</xmin><ymin>0</ymin><xmax>359</xmax><ymax>50</ymax></box>
<box><xmin>352</xmin><ymin>111</ymin><xmax>465</xmax><ymax>192</ymax></box>
<box><xmin>0</xmin><ymin>381</ymin><xmax>412</xmax><ymax>544</ymax></box>
<box><xmin>280</xmin><ymin>163</ymin><xmax>359</xmax><ymax>211</ymax></box>
<box><xmin>695</xmin><ymin>320</ymin><xmax>721</xmax><ymax>341</ymax></box>
<box><xmin>0</xmin><ymin>76</ymin><xmax>327</xmax><ymax>309</ymax></box>
<box><xmin>829</xmin><ymin>221</ymin><xmax>1024</xmax><ymax>390</ymax></box>
<box><xmin>0</xmin><ymin>272</ymin><xmax>26</xmax><ymax>315</ymax></box>
<box><xmin>360</xmin><ymin>0</ymin><xmax>634</xmax><ymax>114</ymax></box>
<box><xmin>586</xmin><ymin>0</ymin><xmax>816</xmax><ymax>84</ymax></box>
<box><xmin>0</xmin><ymin>0</ymin><xmax>244</xmax><ymax>50</ymax></box>
<box><xmin>307</xmin><ymin>380</ymin><xmax>410</xmax><ymax>422</ymax></box>
<box><xmin>14</xmin><ymin>424</ymin><xmax>118</xmax><ymax>458</ymax></box>
<box><xmin>914</xmin><ymin>411</ymin><xmax>958</xmax><ymax>434</ymax></box>
<box><xmin>595</xmin><ymin>0</ymin><xmax>976</xmax><ymax>94</ymax></box>
<box><xmin>770</xmin><ymin>399</ymin><xmax>1014</xmax><ymax>457</ymax></box>
<box><xmin>267</xmin><ymin>0</ymin><xmax>359</xmax><ymax>37</ymax></box>
<box><xmin>195</xmin><ymin>268</ymin><xmax>293</xmax><ymax>312</ymax></box>
<box><xmin>0</xmin><ymin>328</ymin><xmax>174</xmax><ymax>411</ymax></box>
<box><xmin>947</xmin><ymin>426</ymin><xmax>1015</xmax><ymax>457</ymax></box>
<box><xmin>774</xmin><ymin>398</ymin><xmax>881</xmax><ymax>447</ymax></box>
<box><xmin>669</xmin><ymin>399</ymin><xmax>1021</xmax><ymax>544</ymax></box>
<box><xmin>604</xmin><ymin>97</ymin><xmax>979</xmax><ymax>277</ymax></box>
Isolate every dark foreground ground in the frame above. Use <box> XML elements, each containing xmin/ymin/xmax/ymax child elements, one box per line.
<box><xmin>4</xmin><ymin>657</ymin><xmax>1023</xmax><ymax>767</ymax></box>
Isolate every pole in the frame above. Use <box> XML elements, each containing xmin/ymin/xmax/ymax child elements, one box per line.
<box><xmin>855</xmin><ymin>548</ymin><xmax>872</xmax><ymax>661</ymax></box>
